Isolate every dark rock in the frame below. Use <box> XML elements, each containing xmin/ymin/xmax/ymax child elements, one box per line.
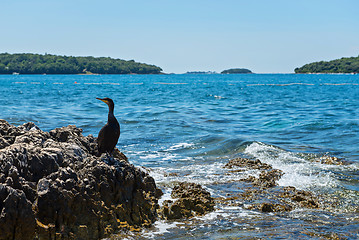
<box><xmin>0</xmin><ymin>119</ymin><xmax>161</xmax><ymax>239</ymax></box>
<box><xmin>0</xmin><ymin>184</ymin><xmax>36</xmax><ymax>240</ymax></box>
<box><xmin>49</xmin><ymin>125</ymin><xmax>82</xmax><ymax>142</ymax></box>
<box><xmin>158</xmin><ymin>182</ymin><xmax>215</xmax><ymax>220</ymax></box>
<box><xmin>246</xmin><ymin>202</ymin><xmax>293</xmax><ymax>212</ymax></box>
<box><xmin>0</xmin><ymin>137</ymin><xmax>10</xmax><ymax>149</ymax></box>
<box><xmin>253</xmin><ymin>169</ymin><xmax>283</xmax><ymax>188</ymax></box>
<box><xmin>225</xmin><ymin>157</ymin><xmax>272</xmax><ymax>170</ymax></box>
<box><xmin>284</xmin><ymin>187</ymin><xmax>320</xmax><ymax>208</ymax></box>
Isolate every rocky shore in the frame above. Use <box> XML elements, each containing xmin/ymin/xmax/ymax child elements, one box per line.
<box><xmin>0</xmin><ymin>120</ymin><xmax>162</xmax><ymax>239</ymax></box>
<box><xmin>0</xmin><ymin>120</ymin><xmax>332</xmax><ymax>239</ymax></box>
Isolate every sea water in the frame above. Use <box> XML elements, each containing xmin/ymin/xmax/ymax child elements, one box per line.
<box><xmin>0</xmin><ymin>74</ymin><xmax>358</xmax><ymax>239</ymax></box>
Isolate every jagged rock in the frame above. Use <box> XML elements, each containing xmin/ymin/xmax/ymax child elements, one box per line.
<box><xmin>225</xmin><ymin>157</ymin><xmax>272</xmax><ymax>170</ymax></box>
<box><xmin>253</xmin><ymin>169</ymin><xmax>283</xmax><ymax>188</ymax></box>
<box><xmin>0</xmin><ymin>137</ymin><xmax>9</xmax><ymax>149</ymax></box>
<box><xmin>159</xmin><ymin>182</ymin><xmax>215</xmax><ymax>220</ymax></box>
<box><xmin>0</xmin><ymin>120</ymin><xmax>162</xmax><ymax>239</ymax></box>
<box><xmin>0</xmin><ymin>184</ymin><xmax>36</xmax><ymax>240</ymax></box>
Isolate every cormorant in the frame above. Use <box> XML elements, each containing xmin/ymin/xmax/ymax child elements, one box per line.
<box><xmin>96</xmin><ymin>97</ymin><xmax>120</xmax><ymax>156</ymax></box>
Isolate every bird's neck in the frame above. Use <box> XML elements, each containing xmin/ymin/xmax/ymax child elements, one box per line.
<box><xmin>107</xmin><ymin>107</ymin><xmax>116</xmax><ymax>122</ymax></box>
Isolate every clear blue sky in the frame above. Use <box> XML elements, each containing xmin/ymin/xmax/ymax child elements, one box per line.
<box><xmin>1</xmin><ymin>0</ymin><xmax>358</xmax><ymax>73</ymax></box>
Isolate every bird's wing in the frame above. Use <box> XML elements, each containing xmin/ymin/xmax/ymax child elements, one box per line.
<box><xmin>97</xmin><ymin>125</ymin><xmax>107</xmax><ymax>151</ymax></box>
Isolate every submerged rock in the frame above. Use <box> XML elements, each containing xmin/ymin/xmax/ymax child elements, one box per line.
<box><xmin>0</xmin><ymin>120</ymin><xmax>162</xmax><ymax>239</ymax></box>
<box><xmin>246</xmin><ymin>201</ymin><xmax>293</xmax><ymax>212</ymax></box>
<box><xmin>241</xmin><ymin>186</ymin><xmax>319</xmax><ymax>212</ymax></box>
<box><xmin>158</xmin><ymin>182</ymin><xmax>215</xmax><ymax>220</ymax></box>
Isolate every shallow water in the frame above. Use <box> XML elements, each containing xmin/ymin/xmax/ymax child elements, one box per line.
<box><xmin>1</xmin><ymin>74</ymin><xmax>358</xmax><ymax>239</ymax></box>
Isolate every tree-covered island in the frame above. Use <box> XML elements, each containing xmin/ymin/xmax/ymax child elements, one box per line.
<box><xmin>0</xmin><ymin>53</ymin><xmax>163</xmax><ymax>74</ymax></box>
<box><xmin>295</xmin><ymin>56</ymin><xmax>359</xmax><ymax>73</ymax></box>
<box><xmin>221</xmin><ymin>68</ymin><xmax>252</xmax><ymax>74</ymax></box>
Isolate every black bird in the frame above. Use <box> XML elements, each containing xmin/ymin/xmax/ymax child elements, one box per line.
<box><xmin>96</xmin><ymin>97</ymin><xmax>120</xmax><ymax>156</ymax></box>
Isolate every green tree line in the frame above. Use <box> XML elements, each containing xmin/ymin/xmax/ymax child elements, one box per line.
<box><xmin>221</xmin><ymin>68</ymin><xmax>252</xmax><ymax>74</ymax></box>
<box><xmin>0</xmin><ymin>53</ymin><xmax>162</xmax><ymax>74</ymax></box>
<box><xmin>295</xmin><ymin>56</ymin><xmax>359</xmax><ymax>73</ymax></box>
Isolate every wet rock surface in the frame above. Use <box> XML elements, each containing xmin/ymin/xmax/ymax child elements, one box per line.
<box><xmin>158</xmin><ymin>182</ymin><xmax>215</xmax><ymax>220</ymax></box>
<box><xmin>0</xmin><ymin>120</ymin><xmax>162</xmax><ymax>239</ymax></box>
<box><xmin>240</xmin><ymin>169</ymin><xmax>284</xmax><ymax>188</ymax></box>
<box><xmin>225</xmin><ymin>157</ymin><xmax>272</xmax><ymax>170</ymax></box>
<box><xmin>240</xmin><ymin>186</ymin><xmax>319</xmax><ymax>212</ymax></box>
<box><xmin>318</xmin><ymin>155</ymin><xmax>349</xmax><ymax>165</ymax></box>
<box><xmin>220</xmin><ymin>156</ymin><xmax>320</xmax><ymax>213</ymax></box>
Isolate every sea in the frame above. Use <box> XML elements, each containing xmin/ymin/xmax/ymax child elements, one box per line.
<box><xmin>0</xmin><ymin>74</ymin><xmax>358</xmax><ymax>239</ymax></box>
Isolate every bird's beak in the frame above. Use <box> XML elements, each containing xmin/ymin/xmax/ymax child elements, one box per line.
<box><xmin>96</xmin><ymin>98</ymin><xmax>108</xmax><ymax>104</ymax></box>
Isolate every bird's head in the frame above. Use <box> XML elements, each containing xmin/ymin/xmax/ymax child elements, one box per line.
<box><xmin>96</xmin><ymin>97</ymin><xmax>115</xmax><ymax>109</ymax></box>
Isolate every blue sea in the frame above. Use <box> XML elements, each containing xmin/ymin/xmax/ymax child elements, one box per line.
<box><xmin>1</xmin><ymin>74</ymin><xmax>358</xmax><ymax>239</ymax></box>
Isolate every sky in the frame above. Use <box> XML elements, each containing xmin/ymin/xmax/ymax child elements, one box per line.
<box><xmin>1</xmin><ymin>0</ymin><xmax>358</xmax><ymax>73</ymax></box>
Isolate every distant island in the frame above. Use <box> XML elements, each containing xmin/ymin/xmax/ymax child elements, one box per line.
<box><xmin>295</xmin><ymin>56</ymin><xmax>359</xmax><ymax>74</ymax></box>
<box><xmin>0</xmin><ymin>53</ymin><xmax>162</xmax><ymax>74</ymax></box>
<box><xmin>221</xmin><ymin>68</ymin><xmax>252</xmax><ymax>74</ymax></box>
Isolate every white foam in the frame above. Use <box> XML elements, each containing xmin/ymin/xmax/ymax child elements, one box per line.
<box><xmin>102</xmin><ymin>82</ymin><xmax>120</xmax><ymax>85</ymax></box>
<box><xmin>166</xmin><ymin>142</ymin><xmax>194</xmax><ymax>151</ymax></box>
<box><xmin>214</xmin><ymin>95</ymin><xmax>225</xmax><ymax>99</ymax></box>
<box><xmin>141</xmin><ymin>220</ymin><xmax>181</xmax><ymax>238</ymax></box>
<box><xmin>139</xmin><ymin>153</ymin><xmax>161</xmax><ymax>160</ymax></box>
<box><xmin>193</xmin><ymin>206</ymin><xmax>260</xmax><ymax>223</ymax></box>
<box><xmin>135</xmin><ymin>145</ymin><xmax>195</xmax><ymax>164</ymax></box>
<box><xmin>323</xmin><ymin>83</ymin><xmax>358</xmax><ymax>86</ymax></box>
<box><xmin>154</xmin><ymin>82</ymin><xmax>188</xmax><ymax>85</ymax></box>
<box><xmin>157</xmin><ymin>188</ymin><xmax>176</xmax><ymax>206</ymax></box>
<box><xmin>147</xmin><ymin>159</ymin><xmax>258</xmax><ymax>191</ymax></box>
<box><xmin>244</xmin><ymin>142</ymin><xmax>337</xmax><ymax>190</ymax></box>
<box><xmin>208</xmin><ymin>94</ymin><xmax>226</xmax><ymax>99</ymax></box>
<box><xmin>194</xmin><ymin>209</ymin><xmax>231</xmax><ymax>221</ymax></box>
